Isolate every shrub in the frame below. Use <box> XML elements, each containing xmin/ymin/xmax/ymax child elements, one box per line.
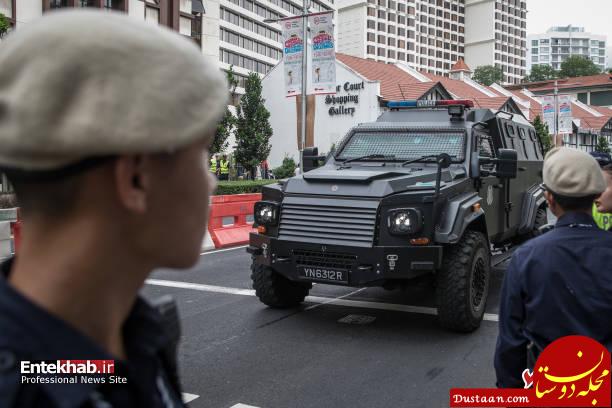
<box><xmin>273</xmin><ymin>157</ymin><xmax>296</xmax><ymax>179</ymax></box>
<box><xmin>214</xmin><ymin>180</ymin><xmax>278</xmax><ymax>195</ymax></box>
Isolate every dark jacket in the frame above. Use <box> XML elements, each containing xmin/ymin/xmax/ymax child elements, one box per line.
<box><xmin>494</xmin><ymin>212</ymin><xmax>612</xmax><ymax>388</ymax></box>
<box><xmin>0</xmin><ymin>259</ymin><xmax>185</xmax><ymax>407</ymax></box>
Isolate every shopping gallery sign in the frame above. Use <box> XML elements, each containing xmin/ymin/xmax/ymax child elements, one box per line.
<box><xmin>450</xmin><ymin>335</ymin><xmax>610</xmax><ymax>407</ymax></box>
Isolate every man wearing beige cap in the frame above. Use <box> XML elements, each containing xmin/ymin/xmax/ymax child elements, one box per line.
<box><xmin>0</xmin><ymin>10</ymin><xmax>226</xmax><ymax>407</ymax></box>
<box><xmin>494</xmin><ymin>147</ymin><xmax>612</xmax><ymax>388</ymax></box>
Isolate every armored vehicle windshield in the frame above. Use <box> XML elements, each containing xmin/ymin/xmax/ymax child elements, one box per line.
<box><xmin>336</xmin><ymin>130</ymin><xmax>466</xmax><ymax>163</ymax></box>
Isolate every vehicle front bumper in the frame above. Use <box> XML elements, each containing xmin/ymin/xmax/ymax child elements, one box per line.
<box><xmin>247</xmin><ymin>233</ymin><xmax>443</xmax><ymax>286</ymax></box>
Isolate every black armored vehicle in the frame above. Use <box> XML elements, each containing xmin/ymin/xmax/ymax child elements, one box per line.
<box><xmin>248</xmin><ymin>99</ymin><xmax>547</xmax><ymax>332</ymax></box>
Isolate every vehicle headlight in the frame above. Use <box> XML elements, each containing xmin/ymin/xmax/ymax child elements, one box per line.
<box><xmin>388</xmin><ymin>208</ymin><xmax>423</xmax><ymax>235</ymax></box>
<box><xmin>254</xmin><ymin>201</ymin><xmax>279</xmax><ymax>226</ymax></box>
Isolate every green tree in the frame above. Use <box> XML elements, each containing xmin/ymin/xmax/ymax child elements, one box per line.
<box><xmin>595</xmin><ymin>135</ymin><xmax>611</xmax><ymax>154</ymax></box>
<box><xmin>0</xmin><ymin>13</ymin><xmax>10</xmax><ymax>38</ymax></box>
<box><xmin>234</xmin><ymin>72</ymin><xmax>272</xmax><ymax>180</ymax></box>
<box><xmin>472</xmin><ymin>65</ymin><xmax>503</xmax><ymax>86</ymax></box>
<box><xmin>523</xmin><ymin>65</ymin><xmax>558</xmax><ymax>83</ymax></box>
<box><xmin>533</xmin><ymin>115</ymin><xmax>553</xmax><ymax>154</ymax></box>
<box><xmin>211</xmin><ymin>66</ymin><xmax>239</xmax><ymax>155</ymax></box>
<box><xmin>559</xmin><ymin>55</ymin><xmax>601</xmax><ymax>78</ymax></box>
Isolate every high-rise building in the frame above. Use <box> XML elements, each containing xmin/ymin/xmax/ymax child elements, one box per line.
<box><xmin>336</xmin><ymin>0</ymin><xmax>466</xmax><ymax>77</ymax></box>
<box><xmin>336</xmin><ymin>0</ymin><xmax>526</xmax><ymax>84</ymax></box>
<box><xmin>464</xmin><ymin>0</ymin><xmax>527</xmax><ymax>85</ymax></box>
<box><xmin>1</xmin><ymin>0</ymin><xmax>334</xmax><ymax>94</ymax></box>
<box><xmin>527</xmin><ymin>26</ymin><xmax>607</xmax><ymax>73</ymax></box>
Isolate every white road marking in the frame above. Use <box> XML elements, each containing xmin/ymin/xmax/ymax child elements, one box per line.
<box><xmin>182</xmin><ymin>393</ymin><xmax>199</xmax><ymax>403</ymax></box>
<box><xmin>230</xmin><ymin>404</ymin><xmax>261</xmax><ymax>408</ymax></box>
<box><xmin>144</xmin><ymin>279</ymin><xmax>499</xmax><ymax>322</ymax></box>
<box><xmin>146</xmin><ymin>279</ymin><xmax>255</xmax><ymax>296</ymax></box>
<box><xmin>200</xmin><ymin>245</ymin><xmax>248</xmax><ymax>255</ymax></box>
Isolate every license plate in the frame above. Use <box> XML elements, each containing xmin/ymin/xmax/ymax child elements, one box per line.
<box><xmin>298</xmin><ymin>266</ymin><xmax>349</xmax><ymax>284</ymax></box>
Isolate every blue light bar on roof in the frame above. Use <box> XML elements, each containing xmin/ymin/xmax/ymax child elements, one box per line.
<box><xmin>387</xmin><ymin>100</ymin><xmax>475</xmax><ymax>109</ymax></box>
<box><xmin>387</xmin><ymin>100</ymin><xmax>419</xmax><ymax>108</ymax></box>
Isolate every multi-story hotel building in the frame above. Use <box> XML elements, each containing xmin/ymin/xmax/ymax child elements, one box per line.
<box><xmin>336</xmin><ymin>0</ymin><xmax>527</xmax><ymax>84</ymax></box>
<box><xmin>527</xmin><ymin>26</ymin><xmax>607</xmax><ymax>73</ymax></box>
<box><xmin>336</xmin><ymin>0</ymin><xmax>466</xmax><ymax>77</ymax></box>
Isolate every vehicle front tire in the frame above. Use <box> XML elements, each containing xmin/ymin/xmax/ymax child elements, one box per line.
<box><xmin>251</xmin><ymin>259</ymin><xmax>311</xmax><ymax>308</ymax></box>
<box><xmin>435</xmin><ymin>230</ymin><xmax>490</xmax><ymax>333</ymax></box>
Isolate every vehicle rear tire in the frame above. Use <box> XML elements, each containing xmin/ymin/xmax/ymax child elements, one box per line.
<box><xmin>531</xmin><ymin>207</ymin><xmax>548</xmax><ymax>236</ymax></box>
<box><xmin>435</xmin><ymin>230</ymin><xmax>490</xmax><ymax>333</ymax></box>
<box><xmin>251</xmin><ymin>259</ymin><xmax>311</xmax><ymax>308</ymax></box>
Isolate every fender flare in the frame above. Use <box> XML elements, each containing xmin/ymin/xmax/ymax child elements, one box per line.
<box><xmin>435</xmin><ymin>192</ymin><xmax>488</xmax><ymax>244</ymax></box>
<box><xmin>518</xmin><ymin>184</ymin><xmax>546</xmax><ymax>234</ymax></box>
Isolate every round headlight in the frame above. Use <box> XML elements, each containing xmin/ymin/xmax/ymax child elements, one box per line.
<box><xmin>393</xmin><ymin>213</ymin><xmax>412</xmax><ymax>233</ymax></box>
<box><xmin>258</xmin><ymin>205</ymin><xmax>275</xmax><ymax>224</ymax></box>
<box><xmin>254</xmin><ymin>201</ymin><xmax>279</xmax><ymax>226</ymax></box>
<box><xmin>388</xmin><ymin>208</ymin><xmax>422</xmax><ymax>235</ymax></box>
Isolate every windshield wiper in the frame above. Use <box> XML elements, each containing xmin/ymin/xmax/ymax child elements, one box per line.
<box><xmin>340</xmin><ymin>154</ymin><xmax>396</xmax><ymax>164</ymax></box>
<box><xmin>401</xmin><ymin>154</ymin><xmax>456</xmax><ymax>167</ymax></box>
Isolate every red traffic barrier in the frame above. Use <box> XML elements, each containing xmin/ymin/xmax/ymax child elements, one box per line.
<box><xmin>208</xmin><ymin>193</ymin><xmax>261</xmax><ymax>249</ymax></box>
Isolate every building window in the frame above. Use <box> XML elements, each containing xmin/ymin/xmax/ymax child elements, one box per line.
<box><xmin>145</xmin><ymin>4</ymin><xmax>160</xmax><ymax>24</ymax></box>
<box><xmin>367</xmin><ymin>45</ymin><xmax>376</xmax><ymax>55</ymax></box>
<box><xmin>50</xmin><ymin>0</ymin><xmax>69</xmax><ymax>7</ymax></box>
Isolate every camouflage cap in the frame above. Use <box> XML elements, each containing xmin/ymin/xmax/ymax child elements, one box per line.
<box><xmin>0</xmin><ymin>10</ymin><xmax>227</xmax><ymax>172</ymax></box>
<box><xmin>543</xmin><ymin>147</ymin><xmax>606</xmax><ymax>197</ymax></box>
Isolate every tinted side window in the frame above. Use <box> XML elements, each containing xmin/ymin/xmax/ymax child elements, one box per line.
<box><xmin>504</xmin><ymin>122</ymin><xmax>516</xmax><ymax>149</ymax></box>
<box><xmin>528</xmin><ymin>129</ymin><xmax>541</xmax><ymax>159</ymax></box>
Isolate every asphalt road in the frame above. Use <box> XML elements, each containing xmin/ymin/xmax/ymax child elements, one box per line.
<box><xmin>141</xmin><ymin>246</ymin><xmax>514</xmax><ymax>408</ymax></box>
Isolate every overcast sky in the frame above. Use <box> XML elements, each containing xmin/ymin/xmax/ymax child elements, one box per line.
<box><xmin>527</xmin><ymin>0</ymin><xmax>612</xmax><ymax>41</ymax></box>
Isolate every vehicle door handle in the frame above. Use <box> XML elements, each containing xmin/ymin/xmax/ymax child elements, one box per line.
<box><xmin>518</xmin><ymin>167</ymin><xmax>527</xmax><ymax>171</ymax></box>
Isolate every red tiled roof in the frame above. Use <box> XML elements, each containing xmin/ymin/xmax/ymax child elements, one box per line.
<box><xmin>506</xmin><ymin>74</ymin><xmax>612</xmax><ymax>92</ymax></box>
<box><xmin>419</xmin><ymin>71</ymin><xmax>495</xmax><ymax>99</ymax></box>
<box><xmin>388</xmin><ymin>82</ymin><xmax>443</xmax><ymax>101</ymax></box>
<box><xmin>336</xmin><ymin>53</ymin><xmax>441</xmax><ymax>101</ymax></box>
<box><xmin>450</xmin><ymin>59</ymin><xmax>471</xmax><ymax>72</ymax></box>
<box><xmin>472</xmin><ymin>97</ymin><xmax>512</xmax><ymax>110</ymax></box>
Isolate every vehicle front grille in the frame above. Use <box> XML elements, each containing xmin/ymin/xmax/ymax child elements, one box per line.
<box><xmin>292</xmin><ymin>249</ymin><xmax>357</xmax><ymax>269</ymax></box>
<box><xmin>278</xmin><ymin>197</ymin><xmax>378</xmax><ymax>247</ymax></box>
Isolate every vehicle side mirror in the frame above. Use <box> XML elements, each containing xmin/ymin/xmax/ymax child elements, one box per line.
<box><xmin>493</xmin><ymin>148</ymin><xmax>518</xmax><ymax>179</ymax></box>
<box><xmin>470</xmin><ymin>154</ymin><xmax>481</xmax><ymax>179</ymax></box>
<box><xmin>303</xmin><ymin>147</ymin><xmax>321</xmax><ymax>173</ymax></box>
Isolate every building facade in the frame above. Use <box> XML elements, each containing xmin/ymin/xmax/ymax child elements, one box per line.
<box><xmin>336</xmin><ymin>0</ymin><xmax>526</xmax><ymax>83</ymax></box>
<box><xmin>1</xmin><ymin>0</ymin><xmax>205</xmax><ymax>43</ymax></box>
<box><xmin>527</xmin><ymin>26</ymin><xmax>607</xmax><ymax>73</ymax></box>
<box><xmin>464</xmin><ymin>0</ymin><xmax>526</xmax><ymax>84</ymax></box>
<box><xmin>336</xmin><ymin>0</ymin><xmax>466</xmax><ymax>78</ymax></box>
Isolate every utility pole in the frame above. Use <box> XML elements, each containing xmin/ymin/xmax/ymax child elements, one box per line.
<box><xmin>299</xmin><ymin>0</ymin><xmax>309</xmax><ymax>174</ymax></box>
<box><xmin>265</xmin><ymin>0</ymin><xmax>313</xmax><ymax>175</ymax></box>
<box><xmin>554</xmin><ymin>79</ymin><xmax>560</xmax><ymax>147</ymax></box>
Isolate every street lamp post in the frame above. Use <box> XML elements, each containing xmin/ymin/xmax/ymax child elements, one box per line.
<box><xmin>265</xmin><ymin>0</ymin><xmax>312</xmax><ymax>175</ymax></box>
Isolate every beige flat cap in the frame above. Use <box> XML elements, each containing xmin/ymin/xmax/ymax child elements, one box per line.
<box><xmin>543</xmin><ymin>147</ymin><xmax>606</xmax><ymax>197</ymax></box>
<box><xmin>0</xmin><ymin>10</ymin><xmax>227</xmax><ymax>171</ymax></box>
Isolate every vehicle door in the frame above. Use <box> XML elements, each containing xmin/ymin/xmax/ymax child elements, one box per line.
<box><xmin>475</xmin><ymin>131</ymin><xmax>505</xmax><ymax>242</ymax></box>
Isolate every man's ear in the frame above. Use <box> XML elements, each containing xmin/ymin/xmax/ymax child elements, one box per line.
<box><xmin>543</xmin><ymin>190</ymin><xmax>555</xmax><ymax>213</ymax></box>
<box><xmin>114</xmin><ymin>156</ymin><xmax>149</xmax><ymax>213</ymax></box>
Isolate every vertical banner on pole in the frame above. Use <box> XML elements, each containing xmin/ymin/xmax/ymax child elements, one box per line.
<box><xmin>309</xmin><ymin>12</ymin><xmax>336</xmax><ymax>95</ymax></box>
<box><xmin>282</xmin><ymin>17</ymin><xmax>304</xmax><ymax>97</ymax></box>
<box><xmin>541</xmin><ymin>96</ymin><xmax>556</xmax><ymax>135</ymax></box>
<box><xmin>558</xmin><ymin>95</ymin><xmax>573</xmax><ymax>134</ymax></box>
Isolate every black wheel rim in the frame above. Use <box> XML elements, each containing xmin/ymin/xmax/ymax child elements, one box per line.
<box><xmin>470</xmin><ymin>256</ymin><xmax>487</xmax><ymax>313</ymax></box>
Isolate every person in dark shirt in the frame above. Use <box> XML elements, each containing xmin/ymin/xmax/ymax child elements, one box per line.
<box><xmin>0</xmin><ymin>10</ymin><xmax>227</xmax><ymax>407</ymax></box>
<box><xmin>494</xmin><ymin>147</ymin><xmax>612</xmax><ymax>388</ymax></box>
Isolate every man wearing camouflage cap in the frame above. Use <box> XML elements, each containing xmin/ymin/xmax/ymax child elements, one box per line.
<box><xmin>494</xmin><ymin>147</ymin><xmax>612</xmax><ymax>388</ymax></box>
<box><xmin>0</xmin><ymin>10</ymin><xmax>227</xmax><ymax>407</ymax></box>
